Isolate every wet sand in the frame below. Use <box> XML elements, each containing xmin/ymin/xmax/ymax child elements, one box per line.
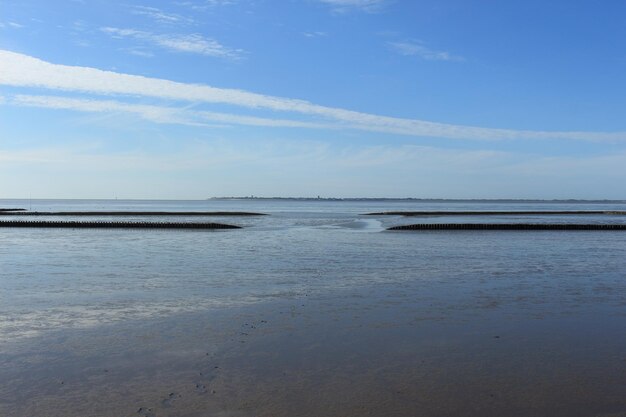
<box><xmin>2</xmin><ymin>284</ymin><xmax>625</xmax><ymax>417</ymax></box>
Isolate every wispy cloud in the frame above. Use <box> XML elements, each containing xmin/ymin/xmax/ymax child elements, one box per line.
<box><xmin>131</xmin><ymin>5</ymin><xmax>193</xmax><ymax>25</ymax></box>
<box><xmin>101</xmin><ymin>27</ymin><xmax>244</xmax><ymax>59</ymax></box>
<box><xmin>388</xmin><ymin>40</ymin><xmax>463</xmax><ymax>61</ymax></box>
<box><xmin>123</xmin><ymin>48</ymin><xmax>155</xmax><ymax>58</ymax></box>
<box><xmin>204</xmin><ymin>0</ymin><xmax>236</xmax><ymax>5</ymax></box>
<box><xmin>0</xmin><ymin>21</ymin><xmax>24</xmax><ymax>29</ymax></box>
<box><xmin>303</xmin><ymin>31</ymin><xmax>328</xmax><ymax>38</ymax></box>
<box><xmin>174</xmin><ymin>0</ymin><xmax>236</xmax><ymax>12</ymax></box>
<box><xmin>11</xmin><ymin>95</ymin><xmax>197</xmax><ymax>126</ymax></box>
<box><xmin>1</xmin><ymin>50</ymin><xmax>625</xmax><ymax>142</ymax></box>
<box><xmin>73</xmin><ymin>39</ymin><xmax>91</xmax><ymax>47</ymax></box>
<box><xmin>67</xmin><ymin>20</ymin><xmax>92</xmax><ymax>47</ymax></box>
<box><xmin>319</xmin><ymin>0</ymin><xmax>388</xmax><ymax>13</ymax></box>
<box><xmin>10</xmin><ymin>95</ymin><xmax>335</xmax><ymax>130</ymax></box>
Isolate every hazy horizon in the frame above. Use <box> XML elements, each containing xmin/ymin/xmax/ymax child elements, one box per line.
<box><xmin>3</xmin><ymin>196</ymin><xmax>626</xmax><ymax>204</ymax></box>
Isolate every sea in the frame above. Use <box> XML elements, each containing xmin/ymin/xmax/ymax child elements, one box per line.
<box><xmin>1</xmin><ymin>199</ymin><xmax>626</xmax><ymax>417</ymax></box>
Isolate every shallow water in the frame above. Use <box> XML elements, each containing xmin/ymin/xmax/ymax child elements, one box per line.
<box><xmin>1</xmin><ymin>199</ymin><xmax>626</xmax><ymax>416</ymax></box>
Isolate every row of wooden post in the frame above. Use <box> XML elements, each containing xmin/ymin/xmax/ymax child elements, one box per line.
<box><xmin>0</xmin><ymin>220</ymin><xmax>241</xmax><ymax>229</ymax></box>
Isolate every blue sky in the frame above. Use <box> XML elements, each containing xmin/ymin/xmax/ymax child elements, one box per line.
<box><xmin>1</xmin><ymin>0</ymin><xmax>626</xmax><ymax>199</ymax></box>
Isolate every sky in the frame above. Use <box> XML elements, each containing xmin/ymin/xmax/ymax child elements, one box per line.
<box><xmin>1</xmin><ymin>0</ymin><xmax>626</xmax><ymax>199</ymax></box>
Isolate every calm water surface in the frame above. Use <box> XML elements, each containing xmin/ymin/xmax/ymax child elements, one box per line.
<box><xmin>1</xmin><ymin>199</ymin><xmax>625</xmax><ymax>417</ymax></box>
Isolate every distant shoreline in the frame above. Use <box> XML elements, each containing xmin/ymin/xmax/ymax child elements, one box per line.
<box><xmin>208</xmin><ymin>197</ymin><xmax>626</xmax><ymax>203</ymax></box>
<box><xmin>1</xmin><ymin>198</ymin><xmax>625</xmax><ymax>204</ymax></box>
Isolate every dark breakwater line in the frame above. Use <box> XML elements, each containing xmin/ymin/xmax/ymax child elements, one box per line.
<box><xmin>0</xmin><ymin>211</ymin><xmax>266</xmax><ymax>216</ymax></box>
<box><xmin>388</xmin><ymin>223</ymin><xmax>626</xmax><ymax>231</ymax></box>
<box><xmin>0</xmin><ymin>208</ymin><xmax>26</xmax><ymax>212</ymax></box>
<box><xmin>367</xmin><ymin>211</ymin><xmax>626</xmax><ymax>216</ymax></box>
<box><xmin>0</xmin><ymin>220</ymin><xmax>241</xmax><ymax>229</ymax></box>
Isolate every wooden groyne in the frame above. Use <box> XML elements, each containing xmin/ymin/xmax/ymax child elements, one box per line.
<box><xmin>0</xmin><ymin>220</ymin><xmax>241</xmax><ymax>229</ymax></box>
<box><xmin>0</xmin><ymin>211</ymin><xmax>265</xmax><ymax>216</ymax></box>
<box><xmin>367</xmin><ymin>211</ymin><xmax>626</xmax><ymax>216</ymax></box>
<box><xmin>388</xmin><ymin>223</ymin><xmax>626</xmax><ymax>231</ymax></box>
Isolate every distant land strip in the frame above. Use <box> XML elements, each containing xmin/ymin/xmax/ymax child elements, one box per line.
<box><xmin>0</xmin><ymin>211</ymin><xmax>266</xmax><ymax>216</ymax></box>
<box><xmin>210</xmin><ymin>197</ymin><xmax>626</xmax><ymax>203</ymax></box>
<box><xmin>367</xmin><ymin>211</ymin><xmax>626</xmax><ymax>216</ymax></box>
<box><xmin>0</xmin><ymin>221</ymin><xmax>241</xmax><ymax>229</ymax></box>
<box><xmin>0</xmin><ymin>208</ymin><xmax>26</xmax><ymax>212</ymax></box>
<box><xmin>388</xmin><ymin>223</ymin><xmax>626</xmax><ymax>231</ymax></box>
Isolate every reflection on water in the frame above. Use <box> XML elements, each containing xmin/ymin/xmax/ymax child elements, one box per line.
<box><xmin>1</xmin><ymin>199</ymin><xmax>625</xmax><ymax>416</ymax></box>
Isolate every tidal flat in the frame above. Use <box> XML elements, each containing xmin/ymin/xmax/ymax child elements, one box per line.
<box><xmin>2</xmin><ymin>284</ymin><xmax>626</xmax><ymax>417</ymax></box>
<box><xmin>1</xmin><ymin>199</ymin><xmax>626</xmax><ymax>416</ymax></box>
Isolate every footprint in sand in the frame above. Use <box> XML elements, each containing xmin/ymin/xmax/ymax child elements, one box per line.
<box><xmin>195</xmin><ymin>383</ymin><xmax>208</xmax><ymax>394</ymax></box>
<box><xmin>136</xmin><ymin>407</ymin><xmax>156</xmax><ymax>417</ymax></box>
<box><xmin>161</xmin><ymin>392</ymin><xmax>181</xmax><ymax>408</ymax></box>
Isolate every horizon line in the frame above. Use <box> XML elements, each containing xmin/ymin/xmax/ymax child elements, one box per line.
<box><xmin>1</xmin><ymin>197</ymin><xmax>625</xmax><ymax>203</ymax></box>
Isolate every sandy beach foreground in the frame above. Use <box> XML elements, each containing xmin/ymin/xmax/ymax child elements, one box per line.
<box><xmin>2</xmin><ymin>282</ymin><xmax>625</xmax><ymax>417</ymax></box>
